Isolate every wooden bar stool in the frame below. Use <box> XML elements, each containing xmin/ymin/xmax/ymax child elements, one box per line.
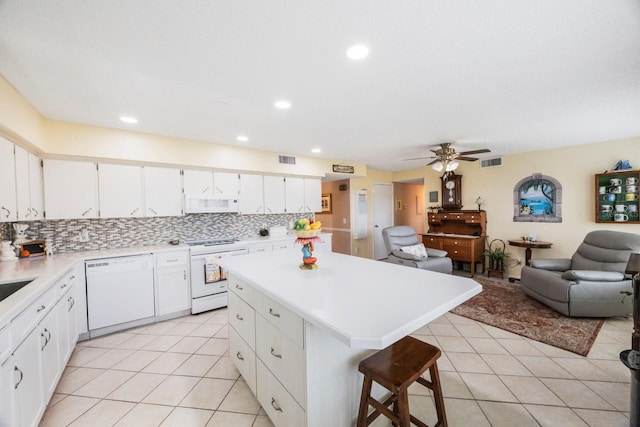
<box><xmin>357</xmin><ymin>336</ymin><xmax>447</xmax><ymax>427</ymax></box>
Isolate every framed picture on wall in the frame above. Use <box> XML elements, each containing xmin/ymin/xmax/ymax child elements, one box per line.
<box><xmin>320</xmin><ymin>193</ymin><xmax>332</xmax><ymax>214</ymax></box>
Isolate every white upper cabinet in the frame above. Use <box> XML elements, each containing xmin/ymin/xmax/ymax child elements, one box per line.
<box><xmin>183</xmin><ymin>169</ymin><xmax>214</xmax><ymax>195</ymax></box>
<box><xmin>239</xmin><ymin>174</ymin><xmax>264</xmax><ymax>214</ymax></box>
<box><xmin>304</xmin><ymin>178</ymin><xmax>322</xmax><ymax>213</ymax></box>
<box><xmin>144</xmin><ymin>166</ymin><xmax>183</xmax><ymax>217</ymax></box>
<box><xmin>43</xmin><ymin>159</ymin><xmax>98</xmax><ymax>219</ymax></box>
<box><xmin>14</xmin><ymin>145</ymin><xmax>44</xmax><ymax>221</ymax></box>
<box><xmin>213</xmin><ymin>171</ymin><xmax>240</xmax><ymax>197</ymax></box>
<box><xmin>285</xmin><ymin>177</ymin><xmax>305</xmax><ymax>214</ymax></box>
<box><xmin>98</xmin><ymin>163</ymin><xmax>144</xmax><ymax>218</ymax></box>
<box><xmin>0</xmin><ymin>137</ymin><xmax>17</xmax><ymax>222</ymax></box>
<box><xmin>263</xmin><ymin>176</ymin><xmax>286</xmax><ymax>214</ymax></box>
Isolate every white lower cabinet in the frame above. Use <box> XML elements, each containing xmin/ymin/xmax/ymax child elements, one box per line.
<box><xmin>7</xmin><ymin>267</ymin><xmax>81</xmax><ymax>427</ymax></box>
<box><xmin>12</xmin><ymin>322</ymin><xmax>45</xmax><ymax>427</ymax></box>
<box><xmin>229</xmin><ymin>276</ymin><xmax>307</xmax><ymax>427</ymax></box>
<box><xmin>257</xmin><ymin>360</ymin><xmax>306</xmax><ymax>427</ymax></box>
<box><xmin>155</xmin><ymin>250</ymin><xmax>191</xmax><ymax>317</ymax></box>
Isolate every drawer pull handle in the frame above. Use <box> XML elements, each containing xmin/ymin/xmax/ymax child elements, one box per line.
<box><xmin>60</xmin><ymin>283</ymin><xmax>68</xmax><ymax>290</ymax></box>
<box><xmin>68</xmin><ymin>296</ymin><xmax>75</xmax><ymax>310</ymax></box>
<box><xmin>235</xmin><ymin>314</ymin><xmax>244</xmax><ymax>321</ymax></box>
<box><xmin>36</xmin><ymin>305</ymin><xmax>46</xmax><ymax>313</ymax></box>
<box><xmin>269</xmin><ymin>308</ymin><xmax>280</xmax><ymax>318</ymax></box>
<box><xmin>236</xmin><ymin>351</ymin><xmax>244</xmax><ymax>361</ymax></box>
<box><xmin>14</xmin><ymin>366</ymin><xmax>23</xmax><ymax>389</ymax></box>
<box><xmin>271</xmin><ymin>397</ymin><xmax>283</xmax><ymax>412</ymax></box>
<box><xmin>235</xmin><ymin>284</ymin><xmax>243</xmax><ymax>290</ymax></box>
<box><xmin>270</xmin><ymin>347</ymin><xmax>282</xmax><ymax>359</ymax></box>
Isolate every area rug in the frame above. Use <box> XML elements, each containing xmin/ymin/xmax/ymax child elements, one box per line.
<box><xmin>450</xmin><ymin>277</ymin><xmax>604</xmax><ymax>356</ymax></box>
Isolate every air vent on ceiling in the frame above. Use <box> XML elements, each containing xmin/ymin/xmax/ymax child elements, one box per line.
<box><xmin>278</xmin><ymin>155</ymin><xmax>296</xmax><ymax>165</ymax></box>
<box><xmin>480</xmin><ymin>157</ymin><xmax>502</xmax><ymax>168</ymax></box>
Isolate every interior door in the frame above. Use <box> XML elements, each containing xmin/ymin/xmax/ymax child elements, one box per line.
<box><xmin>373</xmin><ymin>183</ymin><xmax>393</xmax><ymax>260</ymax></box>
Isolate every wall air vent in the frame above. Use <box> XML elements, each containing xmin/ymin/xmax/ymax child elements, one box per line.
<box><xmin>278</xmin><ymin>155</ymin><xmax>296</xmax><ymax>165</ymax></box>
<box><xmin>480</xmin><ymin>157</ymin><xmax>502</xmax><ymax>168</ymax></box>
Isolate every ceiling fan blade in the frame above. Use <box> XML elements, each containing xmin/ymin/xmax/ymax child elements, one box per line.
<box><xmin>456</xmin><ymin>156</ymin><xmax>480</xmax><ymax>162</ymax></box>
<box><xmin>426</xmin><ymin>159</ymin><xmax>440</xmax><ymax>165</ymax></box>
<box><xmin>458</xmin><ymin>148</ymin><xmax>491</xmax><ymax>156</ymax></box>
<box><xmin>403</xmin><ymin>156</ymin><xmax>433</xmax><ymax>161</ymax></box>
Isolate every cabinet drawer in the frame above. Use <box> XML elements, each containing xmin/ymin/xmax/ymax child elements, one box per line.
<box><xmin>423</xmin><ymin>236</ymin><xmax>443</xmax><ymax>250</ymax></box>
<box><xmin>228</xmin><ymin>276</ymin><xmax>257</xmax><ymax>306</ymax></box>
<box><xmin>257</xmin><ymin>360</ymin><xmax>306</xmax><ymax>427</ymax></box>
<box><xmin>255</xmin><ymin>294</ymin><xmax>304</xmax><ymax>348</ymax></box>
<box><xmin>272</xmin><ymin>241</ymin><xmax>292</xmax><ymax>251</ymax></box>
<box><xmin>12</xmin><ymin>285</ymin><xmax>56</xmax><ymax>348</ymax></box>
<box><xmin>228</xmin><ymin>291</ymin><xmax>256</xmax><ymax>349</ymax></box>
<box><xmin>444</xmin><ymin>244</ymin><xmax>471</xmax><ymax>260</ymax></box>
<box><xmin>155</xmin><ymin>250</ymin><xmax>189</xmax><ymax>267</ymax></box>
<box><xmin>55</xmin><ymin>273</ymin><xmax>73</xmax><ymax>302</ymax></box>
<box><xmin>256</xmin><ymin>314</ymin><xmax>306</xmax><ymax>409</ymax></box>
<box><xmin>229</xmin><ymin>326</ymin><xmax>257</xmax><ymax>395</ymax></box>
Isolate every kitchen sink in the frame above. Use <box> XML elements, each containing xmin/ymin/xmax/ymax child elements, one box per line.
<box><xmin>0</xmin><ymin>280</ymin><xmax>33</xmax><ymax>302</ymax></box>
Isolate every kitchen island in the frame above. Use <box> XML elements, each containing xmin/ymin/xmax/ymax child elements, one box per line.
<box><xmin>221</xmin><ymin>250</ymin><xmax>482</xmax><ymax>427</ymax></box>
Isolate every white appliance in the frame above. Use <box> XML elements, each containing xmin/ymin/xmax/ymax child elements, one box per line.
<box><xmin>85</xmin><ymin>254</ymin><xmax>155</xmax><ymax>331</ymax></box>
<box><xmin>184</xmin><ymin>194</ymin><xmax>239</xmax><ymax>213</ymax></box>
<box><xmin>188</xmin><ymin>238</ymin><xmax>248</xmax><ymax>313</ymax></box>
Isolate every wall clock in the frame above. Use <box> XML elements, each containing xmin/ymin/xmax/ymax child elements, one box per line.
<box><xmin>441</xmin><ymin>173</ymin><xmax>463</xmax><ymax>210</ymax></box>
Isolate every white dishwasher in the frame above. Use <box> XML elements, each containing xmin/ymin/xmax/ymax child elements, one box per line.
<box><xmin>86</xmin><ymin>254</ymin><xmax>155</xmax><ymax>331</ymax></box>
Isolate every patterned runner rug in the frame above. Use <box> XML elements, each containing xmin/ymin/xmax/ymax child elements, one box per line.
<box><xmin>450</xmin><ymin>277</ymin><xmax>604</xmax><ymax>356</ymax></box>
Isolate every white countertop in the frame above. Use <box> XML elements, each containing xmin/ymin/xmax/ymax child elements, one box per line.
<box><xmin>221</xmin><ymin>251</ymin><xmax>482</xmax><ymax>349</ymax></box>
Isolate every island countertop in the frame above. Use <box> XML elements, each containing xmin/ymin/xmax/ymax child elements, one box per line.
<box><xmin>221</xmin><ymin>250</ymin><xmax>482</xmax><ymax>349</ymax></box>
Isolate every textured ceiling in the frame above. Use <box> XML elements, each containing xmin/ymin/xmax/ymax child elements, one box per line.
<box><xmin>1</xmin><ymin>1</ymin><xmax>639</xmax><ymax>171</ymax></box>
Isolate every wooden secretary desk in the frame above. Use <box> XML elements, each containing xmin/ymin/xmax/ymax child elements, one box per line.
<box><xmin>421</xmin><ymin>210</ymin><xmax>487</xmax><ymax>277</ymax></box>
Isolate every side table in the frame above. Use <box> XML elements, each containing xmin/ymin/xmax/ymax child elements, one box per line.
<box><xmin>507</xmin><ymin>239</ymin><xmax>553</xmax><ymax>282</ymax></box>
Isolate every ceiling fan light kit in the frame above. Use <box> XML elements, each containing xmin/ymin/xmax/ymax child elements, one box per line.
<box><xmin>407</xmin><ymin>142</ymin><xmax>491</xmax><ymax>176</ymax></box>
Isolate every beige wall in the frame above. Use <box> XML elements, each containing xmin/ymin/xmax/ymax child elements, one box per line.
<box><xmin>0</xmin><ymin>76</ymin><xmax>48</xmax><ymax>152</ymax></box>
<box><xmin>317</xmin><ymin>180</ymin><xmax>351</xmax><ymax>254</ymax></box>
<box><xmin>416</xmin><ymin>139</ymin><xmax>640</xmax><ymax>277</ymax></box>
<box><xmin>393</xmin><ymin>183</ymin><xmax>425</xmax><ymax>233</ymax></box>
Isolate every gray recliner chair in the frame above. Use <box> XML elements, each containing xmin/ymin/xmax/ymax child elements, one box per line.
<box><xmin>521</xmin><ymin>230</ymin><xmax>640</xmax><ymax>317</ymax></box>
<box><xmin>382</xmin><ymin>226</ymin><xmax>453</xmax><ymax>274</ymax></box>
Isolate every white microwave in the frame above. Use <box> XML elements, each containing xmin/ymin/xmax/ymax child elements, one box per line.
<box><xmin>184</xmin><ymin>194</ymin><xmax>239</xmax><ymax>213</ymax></box>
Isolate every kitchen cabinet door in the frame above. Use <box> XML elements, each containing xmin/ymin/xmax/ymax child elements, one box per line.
<box><xmin>239</xmin><ymin>174</ymin><xmax>264</xmax><ymax>214</ymax></box>
<box><xmin>0</xmin><ymin>358</ymin><xmax>16</xmax><ymax>427</ymax></box>
<box><xmin>39</xmin><ymin>306</ymin><xmax>61</xmax><ymax>400</ymax></box>
<box><xmin>15</xmin><ymin>146</ymin><xmax>43</xmax><ymax>221</ymax></box>
<box><xmin>304</xmin><ymin>178</ymin><xmax>322</xmax><ymax>213</ymax></box>
<box><xmin>28</xmin><ymin>153</ymin><xmax>44</xmax><ymax>220</ymax></box>
<box><xmin>144</xmin><ymin>166</ymin><xmax>182</xmax><ymax>217</ymax></box>
<box><xmin>12</xmin><ymin>327</ymin><xmax>44</xmax><ymax>427</ymax></box>
<box><xmin>285</xmin><ymin>177</ymin><xmax>305</xmax><ymax>214</ymax></box>
<box><xmin>0</xmin><ymin>136</ymin><xmax>17</xmax><ymax>222</ymax></box>
<box><xmin>98</xmin><ymin>163</ymin><xmax>144</xmax><ymax>218</ymax></box>
<box><xmin>263</xmin><ymin>176</ymin><xmax>286</xmax><ymax>214</ymax></box>
<box><xmin>183</xmin><ymin>169</ymin><xmax>214</xmax><ymax>195</ymax></box>
<box><xmin>213</xmin><ymin>171</ymin><xmax>240</xmax><ymax>196</ymax></box>
<box><xmin>155</xmin><ymin>250</ymin><xmax>190</xmax><ymax>317</ymax></box>
<box><xmin>43</xmin><ymin>159</ymin><xmax>98</xmax><ymax>219</ymax></box>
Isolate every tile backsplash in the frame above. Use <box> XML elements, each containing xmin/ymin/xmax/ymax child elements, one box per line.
<box><xmin>0</xmin><ymin>213</ymin><xmax>309</xmax><ymax>253</ymax></box>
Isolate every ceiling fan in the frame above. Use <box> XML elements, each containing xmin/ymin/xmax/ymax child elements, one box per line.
<box><xmin>406</xmin><ymin>142</ymin><xmax>491</xmax><ymax>173</ymax></box>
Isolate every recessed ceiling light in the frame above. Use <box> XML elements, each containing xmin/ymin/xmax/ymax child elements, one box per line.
<box><xmin>120</xmin><ymin>116</ymin><xmax>138</xmax><ymax>124</ymax></box>
<box><xmin>311</xmin><ymin>148</ymin><xmax>321</xmax><ymax>154</ymax></box>
<box><xmin>274</xmin><ymin>100</ymin><xmax>291</xmax><ymax>109</ymax></box>
<box><xmin>236</xmin><ymin>135</ymin><xmax>249</xmax><ymax>142</ymax></box>
<box><xmin>346</xmin><ymin>44</ymin><xmax>370</xmax><ymax>60</ymax></box>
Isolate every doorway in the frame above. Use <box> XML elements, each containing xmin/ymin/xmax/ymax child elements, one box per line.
<box><xmin>373</xmin><ymin>183</ymin><xmax>393</xmax><ymax>260</ymax></box>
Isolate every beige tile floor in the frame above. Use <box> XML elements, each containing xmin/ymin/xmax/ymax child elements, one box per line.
<box><xmin>41</xmin><ymin>301</ymin><xmax>633</xmax><ymax>426</ymax></box>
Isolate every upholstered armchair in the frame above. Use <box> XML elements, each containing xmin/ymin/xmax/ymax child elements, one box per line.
<box><xmin>521</xmin><ymin>230</ymin><xmax>640</xmax><ymax>317</ymax></box>
<box><xmin>382</xmin><ymin>226</ymin><xmax>453</xmax><ymax>274</ymax></box>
